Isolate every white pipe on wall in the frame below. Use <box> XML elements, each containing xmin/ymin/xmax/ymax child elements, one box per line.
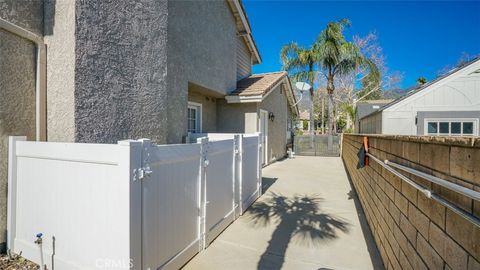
<box><xmin>0</xmin><ymin>18</ymin><xmax>47</xmax><ymax>141</ymax></box>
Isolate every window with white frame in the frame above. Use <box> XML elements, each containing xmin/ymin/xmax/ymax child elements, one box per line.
<box><xmin>425</xmin><ymin>119</ymin><xmax>478</xmax><ymax>136</ymax></box>
<box><xmin>187</xmin><ymin>102</ymin><xmax>202</xmax><ymax>133</ymax></box>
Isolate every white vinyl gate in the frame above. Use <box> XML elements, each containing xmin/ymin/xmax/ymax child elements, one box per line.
<box><xmin>7</xmin><ymin>134</ymin><xmax>262</xmax><ymax>270</ymax></box>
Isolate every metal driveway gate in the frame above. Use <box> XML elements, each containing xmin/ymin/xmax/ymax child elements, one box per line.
<box><xmin>294</xmin><ymin>135</ymin><xmax>340</xmax><ymax>156</ymax></box>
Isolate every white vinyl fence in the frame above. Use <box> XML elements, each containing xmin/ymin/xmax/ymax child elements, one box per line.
<box><xmin>7</xmin><ymin>134</ymin><xmax>262</xmax><ymax>270</ymax></box>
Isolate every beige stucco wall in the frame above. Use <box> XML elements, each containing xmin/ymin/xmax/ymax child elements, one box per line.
<box><xmin>44</xmin><ymin>0</ymin><xmax>76</xmax><ymax>142</ymax></box>
<box><xmin>259</xmin><ymin>84</ymin><xmax>289</xmax><ymax>163</ymax></box>
<box><xmin>0</xmin><ymin>0</ymin><xmax>42</xmax><ymax>251</ymax></box>
<box><xmin>217</xmin><ymin>84</ymin><xmax>292</xmax><ymax>164</ymax></box>
<box><xmin>217</xmin><ymin>99</ymin><xmax>257</xmax><ymax>133</ymax></box>
<box><xmin>188</xmin><ymin>88</ymin><xmax>218</xmax><ymax>133</ymax></box>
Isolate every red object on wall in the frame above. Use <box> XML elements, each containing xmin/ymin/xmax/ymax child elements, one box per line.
<box><xmin>363</xmin><ymin>137</ymin><xmax>369</xmax><ymax>166</ymax></box>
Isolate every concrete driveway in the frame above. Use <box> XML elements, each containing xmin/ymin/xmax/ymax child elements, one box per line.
<box><xmin>183</xmin><ymin>156</ymin><xmax>384</xmax><ymax>270</ymax></box>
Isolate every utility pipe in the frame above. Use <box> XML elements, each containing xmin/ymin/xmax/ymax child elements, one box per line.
<box><xmin>0</xmin><ymin>18</ymin><xmax>46</xmax><ymax>141</ymax></box>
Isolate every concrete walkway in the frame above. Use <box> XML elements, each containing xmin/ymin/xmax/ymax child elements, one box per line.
<box><xmin>183</xmin><ymin>156</ymin><xmax>384</xmax><ymax>270</ymax></box>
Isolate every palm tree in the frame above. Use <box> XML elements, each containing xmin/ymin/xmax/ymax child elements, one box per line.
<box><xmin>314</xmin><ymin>19</ymin><xmax>379</xmax><ymax>134</ymax></box>
<box><xmin>280</xmin><ymin>43</ymin><xmax>317</xmax><ymax>136</ymax></box>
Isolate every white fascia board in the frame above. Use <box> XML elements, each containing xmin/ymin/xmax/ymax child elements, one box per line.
<box><xmin>386</xmin><ymin>60</ymin><xmax>480</xmax><ymax>112</ymax></box>
<box><xmin>225</xmin><ymin>95</ymin><xmax>263</xmax><ymax>103</ymax></box>
<box><xmin>232</xmin><ymin>0</ymin><xmax>261</xmax><ymax>64</ymax></box>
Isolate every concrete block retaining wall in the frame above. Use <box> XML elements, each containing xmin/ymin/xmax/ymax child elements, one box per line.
<box><xmin>342</xmin><ymin>134</ymin><xmax>479</xmax><ymax>270</ymax></box>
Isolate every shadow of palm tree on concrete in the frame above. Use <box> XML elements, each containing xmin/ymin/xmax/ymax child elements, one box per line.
<box><xmin>246</xmin><ymin>192</ymin><xmax>350</xmax><ymax>270</ymax></box>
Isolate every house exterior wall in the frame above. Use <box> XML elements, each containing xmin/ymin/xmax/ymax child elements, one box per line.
<box><xmin>381</xmin><ymin>72</ymin><xmax>480</xmax><ymax>135</ymax></box>
<box><xmin>167</xmin><ymin>0</ymin><xmax>237</xmax><ymax>143</ymax></box>
<box><xmin>359</xmin><ymin>112</ymin><xmax>383</xmax><ymax>134</ymax></box>
<box><xmin>44</xmin><ymin>0</ymin><xmax>76</xmax><ymax>142</ymax></box>
<box><xmin>417</xmin><ymin>111</ymin><xmax>480</xmax><ymax>135</ymax></box>
<box><xmin>259</xmin><ymin>84</ymin><xmax>288</xmax><ymax>162</ymax></box>
<box><xmin>44</xmin><ymin>0</ymin><xmax>240</xmax><ymax>144</ymax></box>
<box><xmin>188</xmin><ymin>90</ymin><xmax>218</xmax><ymax>133</ymax></box>
<box><xmin>0</xmin><ymin>0</ymin><xmax>43</xmax><ymax>251</ymax></box>
<box><xmin>216</xmin><ymin>99</ymin><xmax>257</xmax><ymax>133</ymax></box>
<box><xmin>236</xmin><ymin>36</ymin><xmax>251</xmax><ymax>80</ymax></box>
<box><xmin>73</xmin><ymin>0</ymin><xmax>169</xmax><ymax>144</ymax></box>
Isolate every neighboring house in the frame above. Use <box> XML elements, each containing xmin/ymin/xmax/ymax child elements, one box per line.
<box><xmin>221</xmin><ymin>72</ymin><xmax>298</xmax><ymax>165</ymax></box>
<box><xmin>0</xmin><ymin>0</ymin><xmax>297</xmax><ymax>250</ymax></box>
<box><xmin>296</xmin><ymin>110</ymin><xmax>311</xmax><ymax>131</ymax></box>
<box><xmin>359</xmin><ymin>58</ymin><xmax>480</xmax><ymax>136</ymax></box>
<box><xmin>354</xmin><ymin>100</ymin><xmax>393</xmax><ymax>133</ymax></box>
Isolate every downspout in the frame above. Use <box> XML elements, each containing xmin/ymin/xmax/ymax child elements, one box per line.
<box><xmin>0</xmin><ymin>18</ymin><xmax>47</xmax><ymax>141</ymax></box>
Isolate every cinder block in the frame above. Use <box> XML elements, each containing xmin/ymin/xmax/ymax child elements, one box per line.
<box><xmin>433</xmin><ymin>172</ymin><xmax>473</xmax><ymax>213</ymax></box>
<box><xmin>403</xmin><ymin>142</ymin><xmax>420</xmax><ymax>163</ymax></box>
<box><xmin>468</xmin><ymin>256</ymin><xmax>480</xmax><ymax>270</ymax></box>
<box><xmin>408</xmin><ymin>203</ymin><xmax>430</xmax><ymax>238</ymax></box>
<box><xmin>417</xmin><ymin>233</ymin><xmax>444</xmax><ymax>270</ymax></box>
<box><xmin>394</xmin><ymin>224</ymin><xmax>409</xmax><ymax>253</ymax></box>
<box><xmin>389</xmin><ymin>200</ymin><xmax>401</xmax><ymax>225</ymax></box>
<box><xmin>418</xmin><ymin>191</ymin><xmax>446</xmax><ymax>229</ymax></box>
<box><xmin>444</xmin><ymin>236</ymin><xmax>469</xmax><ymax>270</ymax></box>
<box><xmin>450</xmin><ymin>146</ymin><xmax>480</xmax><ymax>185</ymax></box>
<box><xmin>400</xmin><ymin>214</ymin><xmax>417</xmax><ymax>245</ymax></box>
<box><xmin>384</xmin><ymin>182</ymin><xmax>395</xmax><ymax>201</ymax></box>
<box><xmin>428</xmin><ymin>222</ymin><xmax>446</xmax><ymax>257</ymax></box>
<box><xmin>475</xmin><ymin>186</ymin><xmax>480</xmax><ymax>218</ymax></box>
<box><xmin>399</xmin><ymin>250</ymin><xmax>414</xmax><ymax>270</ymax></box>
<box><xmin>390</xmin><ymin>140</ymin><xmax>404</xmax><ymax>158</ymax></box>
<box><xmin>404</xmin><ymin>241</ymin><xmax>428</xmax><ymax>270</ymax></box>
<box><xmin>445</xmin><ymin>208</ymin><xmax>480</xmax><ymax>260</ymax></box>
<box><xmin>395</xmin><ymin>190</ymin><xmax>409</xmax><ymax>215</ymax></box>
<box><xmin>419</xmin><ymin>143</ymin><xmax>450</xmax><ymax>174</ymax></box>
<box><xmin>402</xmin><ymin>180</ymin><xmax>418</xmax><ymax>204</ymax></box>
<box><xmin>387</xmin><ymin>230</ymin><xmax>400</xmax><ymax>259</ymax></box>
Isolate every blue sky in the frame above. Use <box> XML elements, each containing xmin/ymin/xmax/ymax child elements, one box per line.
<box><xmin>243</xmin><ymin>1</ymin><xmax>480</xmax><ymax>88</ymax></box>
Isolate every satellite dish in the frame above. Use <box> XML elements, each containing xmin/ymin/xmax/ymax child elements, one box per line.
<box><xmin>295</xmin><ymin>82</ymin><xmax>311</xmax><ymax>92</ymax></box>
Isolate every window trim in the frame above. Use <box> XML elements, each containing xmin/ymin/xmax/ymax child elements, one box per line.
<box><xmin>424</xmin><ymin>118</ymin><xmax>478</xmax><ymax>136</ymax></box>
<box><xmin>187</xmin><ymin>101</ymin><xmax>202</xmax><ymax>133</ymax></box>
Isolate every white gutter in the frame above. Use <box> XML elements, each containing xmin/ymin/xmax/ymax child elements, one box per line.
<box><xmin>0</xmin><ymin>18</ymin><xmax>46</xmax><ymax>141</ymax></box>
<box><xmin>231</xmin><ymin>0</ymin><xmax>261</xmax><ymax>64</ymax></box>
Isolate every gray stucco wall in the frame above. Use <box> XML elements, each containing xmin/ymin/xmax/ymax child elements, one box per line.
<box><xmin>44</xmin><ymin>0</ymin><xmax>76</xmax><ymax>142</ymax></box>
<box><xmin>167</xmin><ymin>0</ymin><xmax>237</xmax><ymax>143</ymax></box>
<box><xmin>0</xmin><ymin>0</ymin><xmax>43</xmax><ymax>251</ymax></box>
<box><xmin>259</xmin><ymin>84</ymin><xmax>288</xmax><ymax>162</ymax></box>
<box><xmin>43</xmin><ymin>0</ymin><xmax>240</xmax><ymax>144</ymax></box>
<box><xmin>73</xmin><ymin>0</ymin><xmax>169</xmax><ymax>144</ymax></box>
<box><xmin>217</xmin><ymin>99</ymin><xmax>258</xmax><ymax>133</ymax></box>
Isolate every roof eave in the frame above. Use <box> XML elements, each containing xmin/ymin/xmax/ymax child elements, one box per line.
<box><xmin>231</xmin><ymin>0</ymin><xmax>261</xmax><ymax>64</ymax></box>
<box><xmin>225</xmin><ymin>95</ymin><xmax>263</xmax><ymax>103</ymax></box>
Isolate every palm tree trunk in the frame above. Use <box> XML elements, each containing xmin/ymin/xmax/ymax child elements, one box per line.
<box><xmin>326</xmin><ymin>73</ymin><xmax>335</xmax><ymax>135</ymax></box>
<box><xmin>328</xmin><ymin>93</ymin><xmax>335</xmax><ymax>134</ymax></box>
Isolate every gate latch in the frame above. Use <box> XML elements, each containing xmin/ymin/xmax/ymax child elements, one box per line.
<box><xmin>134</xmin><ymin>165</ymin><xmax>153</xmax><ymax>181</ymax></box>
